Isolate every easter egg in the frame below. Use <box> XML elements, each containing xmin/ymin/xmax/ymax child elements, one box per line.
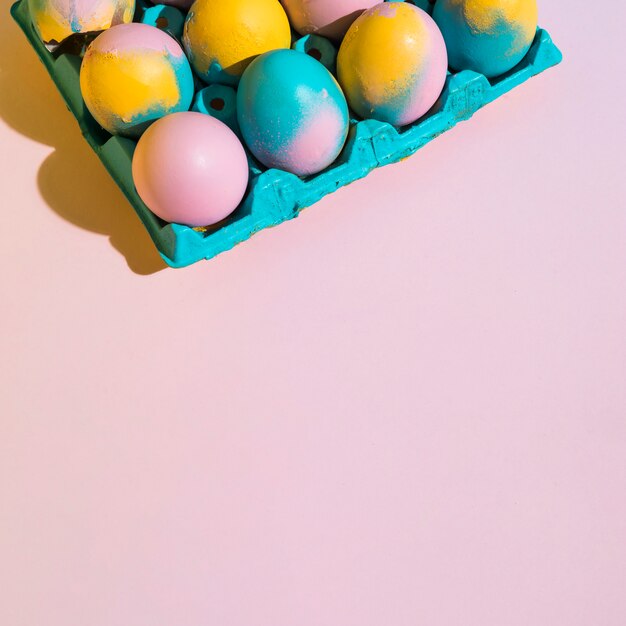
<box><xmin>337</xmin><ymin>3</ymin><xmax>448</xmax><ymax>127</ymax></box>
<box><xmin>433</xmin><ymin>0</ymin><xmax>538</xmax><ymax>78</ymax></box>
<box><xmin>237</xmin><ymin>49</ymin><xmax>350</xmax><ymax>177</ymax></box>
<box><xmin>183</xmin><ymin>0</ymin><xmax>291</xmax><ymax>86</ymax></box>
<box><xmin>132</xmin><ymin>112</ymin><xmax>249</xmax><ymax>227</ymax></box>
<box><xmin>80</xmin><ymin>23</ymin><xmax>194</xmax><ymax>137</ymax></box>
<box><xmin>28</xmin><ymin>0</ymin><xmax>134</xmax><ymax>45</ymax></box>
<box><xmin>279</xmin><ymin>0</ymin><xmax>379</xmax><ymax>40</ymax></box>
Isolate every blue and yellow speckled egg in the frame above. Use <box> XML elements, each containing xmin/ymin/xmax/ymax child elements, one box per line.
<box><xmin>433</xmin><ymin>0</ymin><xmax>538</xmax><ymax>78</ymax></box>
<box><xmin>28</xmin><ymin>0</ymin><xmax>135</xmax><ymax>45</ymax></box>
<box><xmin>79</xmin><ymin>23</ymin><xmax>194</xmax><ymax>137</ymax></box>
<box><xmin>183</xmin><ymin>0</ymin><xmax>292</xmax><ymax>86</ymax></box>
<box><xmin>337</xmin><ymin>3</ymin><xmax>448</xmax><ymax>127</ymax></box>
<box><xmin>237</xmin><ymin>49</ymin><xmax>349</xmax><ymax>177</ymax></box>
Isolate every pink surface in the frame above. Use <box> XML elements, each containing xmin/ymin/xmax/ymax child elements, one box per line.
<box><xmin>132</xmin><ymin>112</ymin><xmax>249</xmax><ymax>226</ymax></box>
<box><xmin>1</xmin><ymin>2</ymin><xmax>626</xmax><ymax>625</ymax></box>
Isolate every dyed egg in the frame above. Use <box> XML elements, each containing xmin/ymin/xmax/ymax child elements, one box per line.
<box><xmin>337</xmin><ymin>3</ymin><xmax>448</xmax><ymax>127</ymax></box>
<box><xmin>183</xmin><ymin>0</ymin><xmax>291</xmax><ymax>86</ymax></box>
<box><xmin>433</xmin><ymin>0</ymin><xmax>538</xmax><ymax>78</ymax></box>
<box><xmin>132</xmin><ymin>112</ymin><xmax>249</xmax><ymax>227</ymax></box>
<box><xmin>28</xmin><ymin>0</ymin><xmax>134</xmax><ymax>45</ymax></box>
<box><xmin>237</xmin><ymin>49</ymin><xmax>349</xmax><ymax>177</ymax></box>
<box><xmin>280</xmin><ymin>0</ymin><xmax>379</xmax><ymax>40</ymax></box>
<box><xmin>80</xmin><ymin>24</ymin><xmax>194</xmax><ymax>137</ymax></box>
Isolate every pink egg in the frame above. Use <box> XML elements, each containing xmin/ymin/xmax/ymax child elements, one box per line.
<box><xmin>280</xmin><ymin>0</ymin><xmax>379</xmax><ymax>40</ymax></box>
<box><xmin>132</xmin><ymin>112</ymin><xmax>249</xmax><ymax>227</ymax></box>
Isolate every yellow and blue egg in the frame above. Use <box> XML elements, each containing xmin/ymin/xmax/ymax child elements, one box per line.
<box><xmin>79</xmin><ymin>23</ymin><xmax>194</xmax><ymax>137</ymax></box>
<box><xmin>433</xmin><ymin>0</ymin><xmax>538</xmax><ymax>78</ymax></box>
<box><xmin>183</xmin><ymin>0</ymin><xmax>292</xmax><ymax>86</ymax></box>
<box><xmin>28</xmin><ymin>0</ymin><xmax>135</xmax><ymax>45</ymax></box>
<box><xmin>337</xmin><ymin>2</ymin><xmax>449</xmax><ymax>127</ymax></box>
<box><xmin>237</xmin><ymin>49</ymin><xmax>350</xmax><ymax>177</ymax></box>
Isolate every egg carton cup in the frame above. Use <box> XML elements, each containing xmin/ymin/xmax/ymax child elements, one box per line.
<box><xmin>11</xmin><ymin>0</ymin><xmax>563</xmax><ymax>268</ymax></box>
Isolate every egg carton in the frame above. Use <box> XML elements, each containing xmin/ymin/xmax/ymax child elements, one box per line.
<box><xmin>11</xmin><ymin>0</ymin><xmax>562</xmax><ymax>268</ymax></box>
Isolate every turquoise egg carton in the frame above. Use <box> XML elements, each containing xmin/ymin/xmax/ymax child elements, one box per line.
<box><xmin>11</xmin><ymin>0</ymin><xmax>562</xmax><ymax>268</ymax></box>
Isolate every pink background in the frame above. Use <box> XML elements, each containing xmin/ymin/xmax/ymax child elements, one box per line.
<box><xmin>1</xmin><ymin>1</ymin><xmax>625</xmax><ymax>624</ymax></box>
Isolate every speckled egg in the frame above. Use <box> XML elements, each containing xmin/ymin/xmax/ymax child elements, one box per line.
<box><xmin>132</xmin><ymin>112</ymin><xmax>249</xmax><ymax>227</ymax></box>
<box><xmin>237</xmin><ymin>49</ymin><xmax>350</xmax><ymax>177</ymax></box>
<box><xmin>279</xmin><ymin>0</ymin><xmax>379</xmax><ymax>40</ymax></box>
<box><xmin>183</xmin><ymin>0</ymin><xmax>291</xmax><ymax>86</ymax></box>
<box><xmin>337</xmin><ymin>3</ymin><xmax>448</xmax><ymax>127</ymax></box>
<box><xmin>28</xmin><ymin>0</ymin><xmax>135</xmax><ymax>45</ymax></box>
<box><xmin>433</xmin><ymin>0</ymin><xmax>538</xmax><ymax>78</ymax></box>
<box><xmin>80</xmin><ymin>23</ymin><xmax>194</xmax><ymax>137</ymax></box>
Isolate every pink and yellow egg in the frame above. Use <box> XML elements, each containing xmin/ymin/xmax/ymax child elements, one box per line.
<box><xmin>337</xmin><ymin>3</ymin><xmax>448</xmax><ymax>127</ymax></box>
<box><xmin>80</xmin><ymin>23</ymin><xmax>195</xmax><ymax>137</ymax></box>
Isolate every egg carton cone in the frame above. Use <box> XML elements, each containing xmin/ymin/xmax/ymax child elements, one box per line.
<box><xmin>11</xmin><ymin>0</ymin><xmax>563</xmax><ymax>268</ymax></box>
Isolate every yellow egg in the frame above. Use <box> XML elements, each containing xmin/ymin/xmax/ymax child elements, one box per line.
<box><xmin>337</xmin><ymin>3</ymin><xmax>448</xmax><ymax>126</ymax></box>
<box><xmin>80</xmin><ymin>24</ymin><xmax>195</xmax><ymax>137</ymax></box>
<box><xmin>183</xmin><ymin>0</ymin><xmax>292</xmax><ymax>85</ymax></box>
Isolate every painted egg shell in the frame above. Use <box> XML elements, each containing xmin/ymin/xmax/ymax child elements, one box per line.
<box><xmin>80</xmin><ymin>23</ymin><xmax>194</xmax><ymax>137</ymax></box>
<box><xmin>28</xmin><ymin>0</ymin><xmax>134</xmax><ymax>45</ymax></box>
<box><xmin>183</xmin><ymin>0</ymin><xmax>291</xmax><ymax>86</ymax></box>
<box><xmin>337</xmin><ymin>3</ymin><xmax>448</xmax><ymax>127</ymax></box>
<box><xmin>433</xmin><ymin>0</ymin><xmax>538</xmax><ymax>78</ymax></box>
<box><xmin>132</xmin><ymin>112</ymin><xmax>249</xmax><ymax>227</ymax></box>
<box><xmin>237</xmin><ymin>49</ymin><xmax>350</xmax><ymax>177</ymax></box>
<box><xmin>279</xmin><ymin>0</ymin><xmax>379</xmax><ymax>40</ymax></box>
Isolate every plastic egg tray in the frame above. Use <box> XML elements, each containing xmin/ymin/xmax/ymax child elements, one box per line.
<box><xmin>11</xmin><ymin>0</ymin><xmax>562</xmax><ymax>268</ymax></box>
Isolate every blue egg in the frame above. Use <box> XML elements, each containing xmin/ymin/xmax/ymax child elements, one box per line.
<box><xmin>433</xmin><ymin>0</ymin><xmax>538</xmax><ymax>79</ymax></box>
<box><xmin>237</xmin><ymin>49</ymin><xmax>350</xmax><ymax>177</ymax></box>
